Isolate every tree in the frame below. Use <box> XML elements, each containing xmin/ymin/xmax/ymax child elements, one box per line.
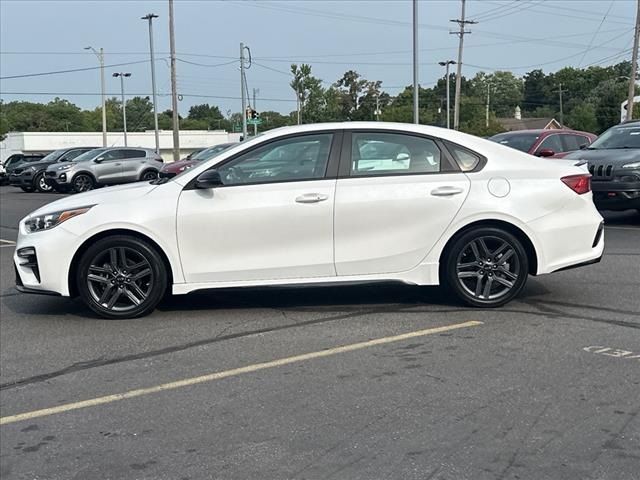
<box><xmin>125</xmin><ymin>96</ymin><xmax>154</xmax><ymax>132</ymax></box>
<box><xmin>290</xmin><ymin>64</ymin><xmax>327</xmax><ymax>123</ymax></box>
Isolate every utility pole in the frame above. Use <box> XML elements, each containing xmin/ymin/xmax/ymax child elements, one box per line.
<box><xmin>450</xmin><ymin>0</ymin><xmax>476</xmax><ymax>130</ymax></box>
<box><xmin>412</xmin><ymin>0</ymin><xmax>419</xmax><ymax>124</ymax></box>
<box><xmin>85</xmin><ymin>46</ymin><xmax>107</xmax><ymax>147</ymax></box>
<box><xmin>375</xmin><ymin>95</ymin><xmax>381</xmax><ymax>121</ymax></box>
<box><xmin>142</xmin><ymin>13</ymin><xmax>160</xmax><ymax>154</ymax></box>
<box><xmin>169</xmin><ymin>0</ymin><xmax>180</xmax><ymax>161</ymax></box>
<box><xmin>558</xmin><ymin>82</ymin><xmax>565</xmax><ymax>126</ymax></box>
<box><xmin>439</xmin><ymin>60</ymin><xmax>455</xmax><ymax>129</ymax></box>
<box><xmin>485</xmin><ymin>83</ymin><xmax>491</xmax><ymax>128</ymax></box>
<box><xmin>296</xmin><ymin>90</ymin><xmax>301</xmax><ymax>125</ymax></box>
<box><xmin>113</xmin><ymin>72</ymin><xmax>131</xmax><ymax>146</ymax></box>
<box><xmin>240</xmin><ymin>42</ymin><xmax>247</xmax><ymax>140</ymax></box>
<box><xmin>627</xmin><ymin>0</ymin><xmax>640</xmax><ymax>121</ymax></box>
<box><xmin>252</xmin><ymin>88</ymin><xmax>259</xmax><ymax>136</ymax></box>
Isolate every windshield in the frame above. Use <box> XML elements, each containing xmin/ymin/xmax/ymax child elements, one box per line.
<box><xmin>489</xmin><ymin>132</ymin><xmax>540</xmax><ymax>153</ymax></box>
<box><xmin>39</xmin><ymin>149</ymin><xmax>67</xmax><ymax>163</ymax></box>
<box><xmin>588</xmin><ymin>124</ymin><xmax>640</xmax><ymax>150</ymax></box>
<box><xmin>72</xmin><ymin>148</ymin><xmax>106</xmax><ymax>162</ymax></box>
<box><xmin>192</xmin><ymin>144</ymin><xmax>235</xmax><ymax>161</ymax></box>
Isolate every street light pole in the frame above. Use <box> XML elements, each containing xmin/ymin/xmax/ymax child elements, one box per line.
<box><xmin>85</xmin><ymin>46</ymin><xmax>107</xmax><ymax>147</ymax></box>
<box><xmin>439</xmin><ymin>60</ymin><xmax>456</xmax><ymax>129</ymax></box>
<box><xmin>113</xmin><ymin>73</ymin><xmax>131</xmax><ymax>146</ymax></box>
<box><xmin>142</xmin><ymin>13</ymin><xmax>160</xmax><ymax>154</ymax></box>
<box><xmin>412</xmin><ymin>0</ymin><xmax>419</xmax><ymax>124</ymax></box>
<box><xmin>627</xmin><ymin>0</ymin><xmax>640</xmax><ymax>121</ymax></box>
<box><xmin>253</xmin><ymin>88</ymin><xmax>259</xmax><ymax>136</ymax></box>
<box><xmin>168</xmin><ymin>0</ymin><xmax>180</xmax><ymax>161</ymax></box>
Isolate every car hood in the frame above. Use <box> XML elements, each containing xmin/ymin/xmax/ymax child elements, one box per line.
<box><xmin>46</xmin><ymin>161</ymin><xmax>76</xmax><ymax>171</ymax></box>
<box><xmin>161</xmin><ymin>159</ymin><xmax>196</xmax><ymax>172</ymax></box>
<box><xmin>27</xmin><ymin>181</ymin><xmax>159</xmax><ymax>217</ymax></box>
<box><xmin>563</xmin><ymin>148</ymin><xmax>640</xmax><ymax>163</ymax></box>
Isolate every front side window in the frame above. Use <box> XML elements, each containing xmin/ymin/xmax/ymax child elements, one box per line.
<box><xmin>351</xmin><ymin>132</ymin><xmax>441</xmax><ymax>176</ymax></box>
<box><xmin>217</xmin><ymin>134</ymin><xmax>333</xmax><ymax>186</ymax></box>
<box><xmin>75</xmin><ymin>148</ymin><xmax>108</xmax><ymax>162</ymax></box>
<box><xmin>589</xmin><ymin>125</ymin><xmax>640</xmax><ymax>149</ymax></box>
<box><xmin>537</xmin><ymin>134</ymin><xmax>563</xmax><ymax>153</ymax></box>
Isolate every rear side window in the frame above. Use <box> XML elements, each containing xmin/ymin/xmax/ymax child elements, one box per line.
<box><xmin>122</xmin><ymin>149</ymin><xmax>146</xmax><ymax>159</ymax></box>
<box><xmin>350</xmin><ymin>132</ymin><xmax>441</xmax><ymax>176</ymax></box>
<box><xmin>445</xmin><ymin>142</ymin><xmax>482</xmax><ymax>172</ymax></box>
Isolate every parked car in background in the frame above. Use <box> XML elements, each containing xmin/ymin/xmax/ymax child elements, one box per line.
<box><xmin>489</xmin><ymin>129</ymin><xmax>597</xmax><ymax>158</ymax></box>
<box><xmin>15</xmin><ymin>122</ymin><xmax>603</xmax><ymax>319</ymax></box>
<box><xmin>3</xmin><ymin>153</ymin><xmax>47</xmax><ymax>174</ymax></box>
<box><xmin>160</xmin><ymin>143</ymin><xmax>237</xmax><ymax>178</ymax></box>
<box><xmin>563</xmin><ymin>120</ymin><xmax>640</xmax><ymax>213</ymax></box>
<box><xmin>8</xmin><ymin>147</ymin><xmax>98</xmax><ymax>193</ymax></box>
<box><xmin>45</xmin><ymin>147</ymin><xmax>163</xmax><ymax>193</ymax></box>
<box><xmin>0</xmin><ymin>163</ymin><xmax>7</xmax><ymax>185</ymax></box>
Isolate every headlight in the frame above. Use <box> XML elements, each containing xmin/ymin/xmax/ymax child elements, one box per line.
<box><xmin>57</xmin><ymin>164</ymin><xmax>74</xmax><ymax>171</ymax></box>
<box><xmin>178</xmin><ymin>165</ymin><xmax>193</xmax><ymax>172</ymax></box>
<box><xmin>25</xmin><ymin>206</ymin><xmax>94</xmax><ymax>233</ymax></box>
<box><xmin>621</xmin><ymin>161</ymin><xmax>640</xmax><ymax>169</ymax></box>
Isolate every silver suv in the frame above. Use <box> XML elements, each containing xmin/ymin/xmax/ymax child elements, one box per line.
<box><xmin>45</xmin><ymin>147</ymin><xmax>163</xmax><ymax>193</ymax></box>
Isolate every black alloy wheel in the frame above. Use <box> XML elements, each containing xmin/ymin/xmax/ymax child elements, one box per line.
<box><xmin>141</xmin><ymin>170</ymin><xmax>158</xmax><ymax>181</ymax></box>
<box><xmin>76</xmin><ymin>235</ymin><xmax>168</xmax><ymax>319</ymax></box>
<box><xmin>73</xmin><ymin>174</ymin><xmax>94</xmax><ymax>193</ymax></box>
<box><xmin>445</xmin><ymin>227</ymin><xmax>528</xmax><ymax>307</ymax></box>
<box><xmin>34</xmin><ymin>172</ymin><xmax>53</xmax><ymax>193</ymax></box>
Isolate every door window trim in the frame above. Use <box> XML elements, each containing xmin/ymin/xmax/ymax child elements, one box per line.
<box><xmin>184</xmin><ymin>130</ymin><xmax>343</xmax><ymax>190</ymax></box>
<box><xmin>337</xmin><ymin>129</ymin><xmax>462</xmax><ymax>179</ymax></box>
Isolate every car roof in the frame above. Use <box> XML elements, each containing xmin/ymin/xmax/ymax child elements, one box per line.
<box><xmin>492</xmin><ymin>128</ymin><xmax>593</xmax><ymax>136</ymax></box>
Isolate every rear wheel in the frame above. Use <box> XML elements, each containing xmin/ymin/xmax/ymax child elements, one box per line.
<box><xmin>72</xmin><ymin>173</ymin><xmax>94</xmax><ymax>193</ymax></box>
<box><xmin>34</xmin><ymin>172</ymin><xmax>53</xmax><ymax>193</ymax></box>
<box><xmin>76</xmin><ymin>235</ymin><xmax>168</xmax><ymax>319</ymax></box>
<box><xmin>141</xmin><ymin>170</ymin><xmax>158</xmax><ymax>181</ymax></box>
<box><xmin>444</xmin><ymin>227</ymin><xmax>528</xmax><ymax>308</ymax></box>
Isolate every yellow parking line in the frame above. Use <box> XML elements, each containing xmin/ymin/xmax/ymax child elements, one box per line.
<box><xmin>0</xmin><ymin>320</ymin><xmax>482</xmax><ymax>426</ymax></box>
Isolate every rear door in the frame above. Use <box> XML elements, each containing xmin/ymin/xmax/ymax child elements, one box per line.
<box><xmin>120</xmin><ymin>149</ymin><xmax>148</xmax><ymax>182</ymax></box>
<box><xmin>334</xmin><ymin>130</ymin><xmax>470</xmax><ymax>276</ymax></box>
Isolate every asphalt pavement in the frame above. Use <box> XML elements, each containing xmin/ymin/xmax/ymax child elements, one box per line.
<box><xmin>0</xmin><ymin>185</ymin><xmax>638</xmax><ymax>480</ymax></box>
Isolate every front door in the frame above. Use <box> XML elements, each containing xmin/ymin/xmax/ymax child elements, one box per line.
<box><xmin>334</xmin><ymin>131</ymin><xmax>470</xmax><ymax>276</ymax></box>
<box><xmin>177</xmin><ymin>132</ymin><xmax>340</xmax><ymax>284</ymax></box>
<box><xmin>93</xmin><ymin>149</ymin><xmax>125</xmax><ymax>184</ymax></box>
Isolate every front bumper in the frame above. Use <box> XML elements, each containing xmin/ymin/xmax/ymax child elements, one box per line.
<box><xmin>591</xmin><ymin>180</ymin><xmax>640</xmax><ymax>210</ymax></box>
<box><xmin>13</xmin><ymin>222</ymin><xmax>78</xmax><ymax>297</ymax></box>
<box><xmin>8</xmin><ymin>172</ymin><xmax>34</xmax><ymax>188</ymax></box>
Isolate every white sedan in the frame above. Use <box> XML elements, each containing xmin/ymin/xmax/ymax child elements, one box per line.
<box><xmin>14</xmin><ymin>122</ymin><xmax>604</xmax><ymax>319</ymax></box>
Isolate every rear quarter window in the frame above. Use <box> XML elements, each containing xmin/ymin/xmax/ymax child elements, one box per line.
<box><xmin>444</xmin><ymin>142</ymin><xmax>483</xmax><ymax>172</ymax></box>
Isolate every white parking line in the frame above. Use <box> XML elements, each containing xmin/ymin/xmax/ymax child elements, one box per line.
<box><xmin>605</xmin><ymin>226</ymin><xmax>639</xmax><ymax>231</ymax></box>
<box><xmin>0</xmin><ymin>239</ymin><xmax>16</xmax><ymax>248</ymax></box>
<box><xmin>0</xmin><ymin>320</ymin><xmax>482</xmax><ymax>425</ymax></box>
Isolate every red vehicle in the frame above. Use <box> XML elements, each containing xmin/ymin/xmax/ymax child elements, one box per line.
<box><xmin>160</xmin><ymin>143</ymin><xmax>237</xmax><ymax>178</ymax></box>
<box><xmin>489</xmin><ymin>129</ymin><xmax>597</xmax><ymax>158</ymax></box>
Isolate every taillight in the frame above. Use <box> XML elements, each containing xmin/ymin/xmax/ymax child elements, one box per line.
<box><xmin>561</xmin><ymin>174</ymin><xmax>591</xmax><ymax>194</ymax></box>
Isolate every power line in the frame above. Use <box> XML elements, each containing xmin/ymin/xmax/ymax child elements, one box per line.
<box><xmin>578</xmin><ymin>0</ymin><xmax>616</xmax><ymax>67</ymax></box>
<box><xmin>176</xmin><ymin>58</ymin><xmax>238</xmax><ymax>68</ymax></box>
<box><xmin>0</xmin><ymin>59</ymin><xmax>158</xmax><ymax>80</ymax></box>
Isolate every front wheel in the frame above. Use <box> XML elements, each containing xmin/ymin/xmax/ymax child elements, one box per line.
<box><xmin>34</xmin><ymin>172</ymin><xmax>53</xmax><ymax>193</ymax></box>
<box><xmin>72</xmin><ymin>174</ymin><xmax>94</xmax><ymax>193</ymax></box>
<box><xmin>444</xmin><ymin>227</ymin><xmax>528</xmax><ymax>308</ymax></box>
<box><xmin>76</xmin><ymin>235</ymin><xmax>168</xmax><ymax>319</ymax></box>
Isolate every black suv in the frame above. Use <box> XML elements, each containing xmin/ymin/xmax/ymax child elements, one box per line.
<box><xmin>3</xmin><ymin>153</ymin><xmax>47</xmax><ymax>173</ymax></box>
<box><xmin>9</xmin><ymin>147</ymin><xmax>98</xmax><ymax>192</ymax></box>
<box><xmin>565</xmin><ymin>120</ymin><xmax>640</xmax><ymax>213</ymax></box>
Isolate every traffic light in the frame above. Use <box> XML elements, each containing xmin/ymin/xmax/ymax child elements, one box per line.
<box><xmin>251</xmin><ymin>109</ymin><xmax>259</xmax><ymax>120</ymax></box>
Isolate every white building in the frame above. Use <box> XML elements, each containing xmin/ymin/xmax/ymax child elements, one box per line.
<box><xmin>0</xmin><ymin>130</ymin><xmax>242</xmax><ymax>163</ymax></box>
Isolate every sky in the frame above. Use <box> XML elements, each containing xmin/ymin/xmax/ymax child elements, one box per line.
<box><xmin>0</xmin><ymin>0</ymin><xmax>636</xmax><ymax>118</ymax></box>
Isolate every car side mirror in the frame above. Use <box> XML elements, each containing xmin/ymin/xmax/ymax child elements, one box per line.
<box><xmin>94</xmin><ymin>157</ymin><xmax>104</xmax><ymax>163</ymax></box>
<box><xmin>537</xmin><ymin>148</ymin><xmax>555</xmax><ymax>157</ymax></box>
<box><xmin>195</xmin><ymin>169</ymin><xmax>224</xmax><ymax>189</ymax></box>
<box><xmin>579</xmin><ymin>143</ymin><xmax>587</xmax><ymax>150</ymax></box>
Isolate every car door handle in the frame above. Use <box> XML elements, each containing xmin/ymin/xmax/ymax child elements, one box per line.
<box><xmin>431</xmin><ymin>186</ymin><xmax>464</xmax><ymax>197</ymax></box>
<box><xmin>295</xmin><ymin>193</ymin><xmax>329</xmax><ymax>204</ymax></box>
<box><xmin>114</xmin><ymin>163</ymin><xmax>122</xmax><ymax>166</ymax></box>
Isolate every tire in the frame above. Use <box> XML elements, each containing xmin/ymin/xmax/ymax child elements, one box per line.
<box><xmin>72</xmin><ymin>173</ymin><xmax>94</xmax><ymax>193</ymax></box>
<box><xmin>141</xmin><ymin>170</ymin><xmax>158</xmax><ymax>181</ymax></box>
<box><xmin>76</xmin><ymin>235</ymin><xmax>168</xmax><ymax>319</ymax></box>
<box><xmin>20</xmin><ymin>186</ymin><xmax>34</xmax><ymax>192</ymax></box>
<box><xmin>443</xmin><ymin>227</ymin><xmax>528</xmax><ymax>308</ymax></box>
<box><xmin>34</xmin><ymin>172</ymin><xmax>53</xmax><ymax>193</ymax></box>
